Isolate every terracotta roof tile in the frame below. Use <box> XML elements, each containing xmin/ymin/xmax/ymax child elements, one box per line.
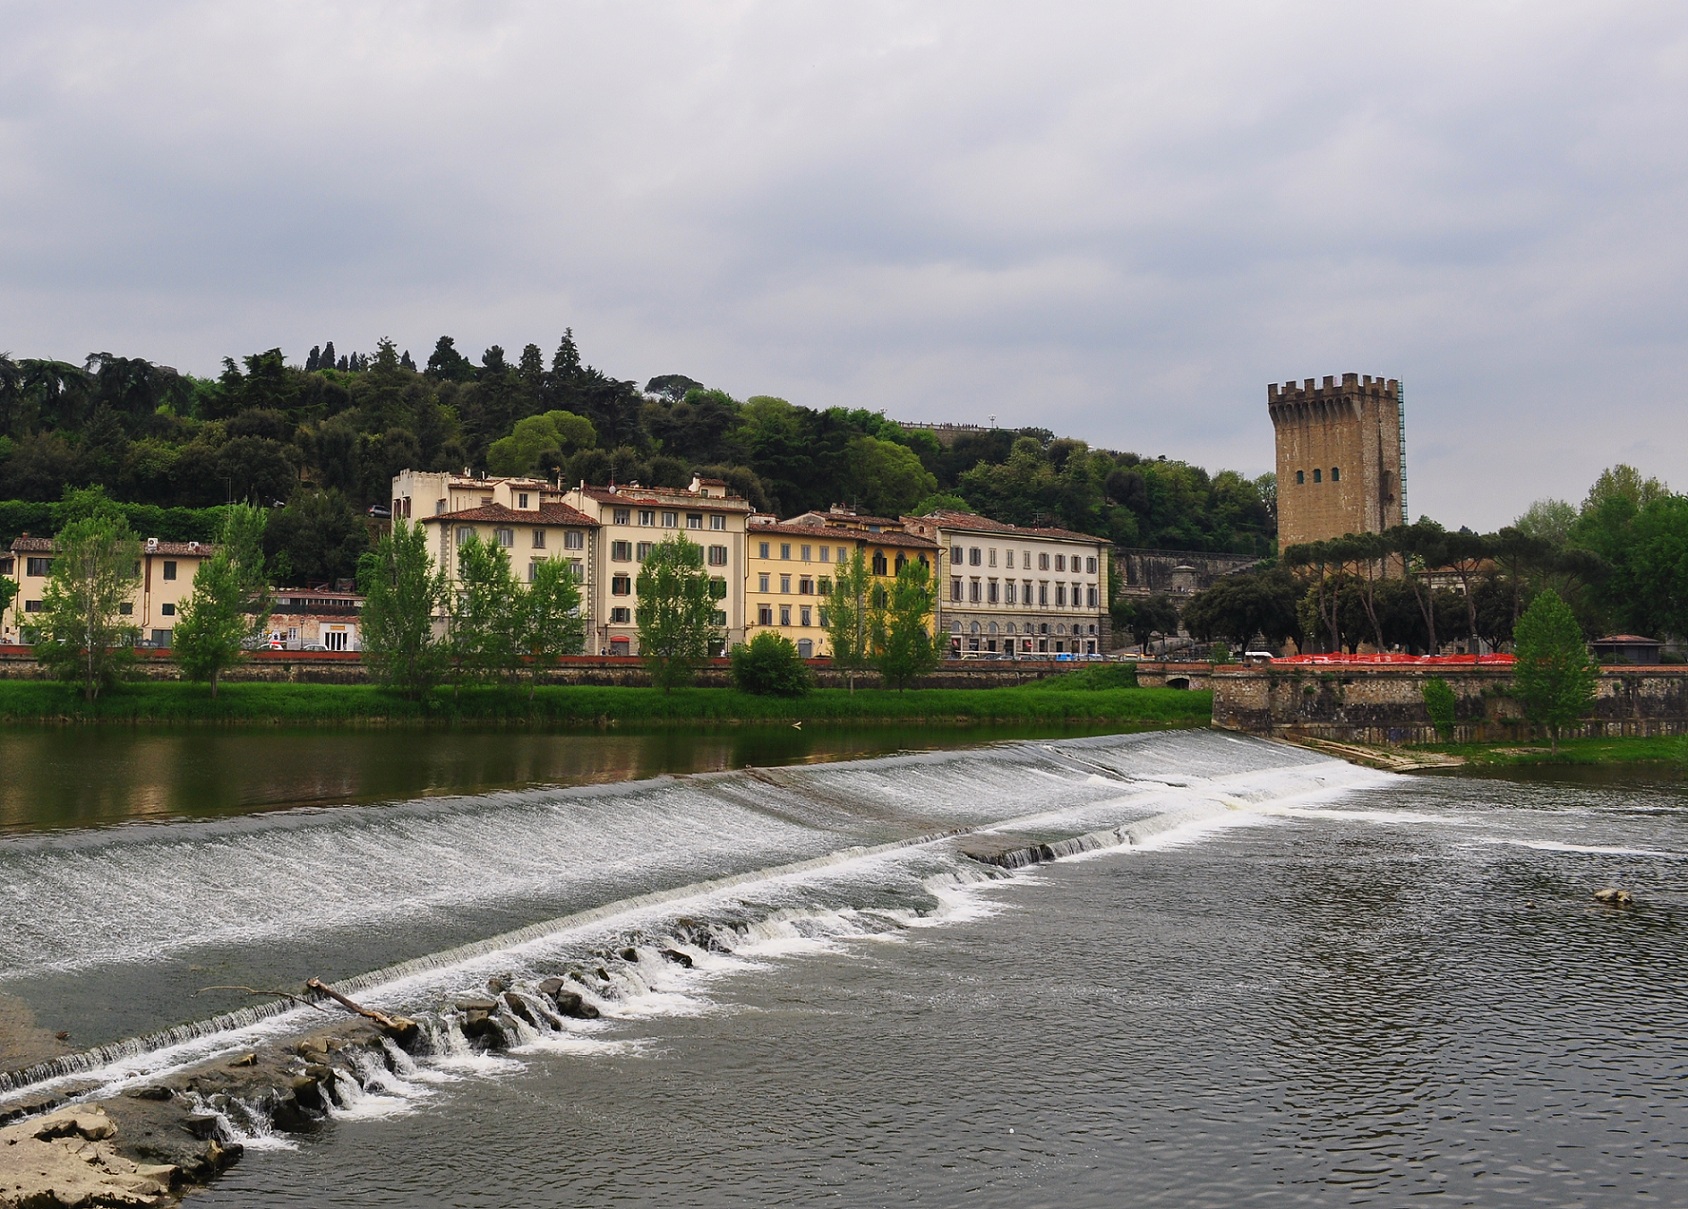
<box><xmin>422</xmin><ymin>502</ymin><xmax>598</xmax><ymax>527</ymax></box>
<box><xmin>904</xmin><ymin>509</ymin><xmax>1110</xmax><ymax>545</ymax></box>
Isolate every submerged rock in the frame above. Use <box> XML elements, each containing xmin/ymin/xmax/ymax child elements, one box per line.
<box><xmin>551</xmin><ymin>990</ymin><xmax>601</xmax><ymax>1020</ymax></box>
<box><xmin>660</xmin><ymin>948</ymin><xmax>695</xmax><ymax>969</ymax></box>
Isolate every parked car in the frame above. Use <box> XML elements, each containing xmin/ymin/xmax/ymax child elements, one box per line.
<box><xmin>367</xmin><ymin>505</ymin><xmax>392</xmax><ymax>518</ymax></box>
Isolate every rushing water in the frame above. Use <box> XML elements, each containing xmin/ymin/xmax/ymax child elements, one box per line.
<box><xmin>2</xmin><ymin>731</ymin><xmax>1683</xmax><ymax>1206</ymax></box>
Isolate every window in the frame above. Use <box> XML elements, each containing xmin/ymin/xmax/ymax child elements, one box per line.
<box><xmin>163</xmin><ymin>561</ymin><xmax>178</xmax><ymax>580</ymax></box>
<box><xmin>569</xmin><ymin>559</ymin><xmax>584</xmax><ymax>581</ymax></box>
<box><xmin>818</xmin><ymin>607</ymin><xmax>829</xmax><ymax>627</ymax></box>
<box><xmin>518</xmin><ymin>492</ymin><xmax>529</xmax><ymax>509</ymax></box>
<box><xmin>713</xmin><ymin>610</ymin><xmax>728</xmax><ymax>627</ymax></box>
<box><xmin>819</xmin><ymin>546</ymin><xmax>831</xmax><ymax>562</ymax></box>
<box><xmin>987</xmin><ymin>580</ymin><xmax>999</xmax><ymax>604</ymax></box>
<box><xmin>528</xmin><ymin>561</ymin><xmax>541</xmax><ymax>583</ymax></box>
<box><xmin>758</xmin><ymin>573</ymin><xmax>770</xmax><ymax>591</ymax></box>
<box><xmin>456</xmin><ymin>527</ymin><xmax>473</xmax><ymax>546</ymax></box>
<box><xmin>636</xmin><ymin>542</ymin><xmax>652</xmax><ymax>561</ymax></box>
<box><xmin>895</xmin><ymin>553</ymin><xmax>906</xmax><ymax>573</ymax></box>
<box><xmin>800</xmin><ymin>544</ymin><xmax>811</xmax><ymax>561</ymax></box>
<box><xmin>25</xmin><ymin>557</ymin><xmax>51</xmax><ymax>577</ymax></box>
<box><xmin>23</xmin><ymin>600</ymin><xmax>41</xmax><ymax>613</ymax></box>
<box><xmin>779</xmin><ymin>604</ymin><xmax>791</xmax><ymax>626</ymax></box>
<box><xmin>951</xmin><ymin>578</ymin><xmax>963</xmax><ymax>602</ymax></box>
<box><xmin>818</xmin><ymin>576</ymin><xmax>834</xmax><ymax>595</ymax></box>
<box><xmin>324</xmin><ymin>629</ymin><xmax>349</xmax><ymax>651</ymax></box>
<box><xmin>798</xmin><ymin>576</ymin><xmax>814</xmax><ymax>594</ymax></box>
<box><xmin>687</xmin><ymin>513</ymin><xmax>703</xmax><ymax>529</ymax></box>
<box><xmin>1039</xmin><ymin>582</ymin><xmax>1048</xmax><ymax>606</ymax></box>
<box><xmin>662</xmin><ymin>511</ymin><xmax>678</xmax><ymax>528</ymax></box>
<box><xmin>1055</xmin><ymin>554</ymin><xmax>1066</xmax><ymax>572</ymax></box>
<box><xmin>1330</xmin><ymin>466</ymin><xmax>1341</xmax><ymax>482</ymax></box>
<box><xmin>780</xmin><ymin>543</ymin><xmax>791</xmax><ymax>560</ymax></box>
<box><xmin>611</xmin><ymin>540</ymin><xmax>632</xmax><ymax>561</ymax></box>
<box><xmin>710</xmin><ymin>514</ymin><xmax>725</xmax><ymax>530</ymax></box>
<box><xmin>758</xmin><ymin>604</ymin><xmax>774</xmax><ymax>625</ymax></box>
<box><xmin>1056</xmin><ymin>584</ymin><xmax>1067</xmax><ymax>607</ymax></box>
<box><xmin>780</xmin><ymin>574</ymin><xmax>791</xmax><ymax>594</ymax></box>
<box><xmin>1295</xmin><ymin>470</ymin><xmax>1305</xmax><ymax>485</ymax></box>
<box><xmin>837</xmin><ymin>547</ymin><xmax>848</xmax><ymax>563</ymax></box>
<box><xmin>161</xmin><ymin>602</ymin><xmax>176</xmax><ymax>616</ymax></box>
<box><xmin>119</xmin><ymin>602</ymin><xmax>133</xmax><ymax>615</ymax></box>
<box><xmin>494</xmin><ymin>528</ymin><xmax>513</xmax><ymax>547</ymax></box>
<box><xmin>800</xmin><ymin>605</ymin><xmax>812</xmax><ymax>626</ymax></box>
<box><xmin>1005</xmin><ymin>550</ymin><xmax>1015</xmax><ymax>569</ymax></box>
<box><xmin>639</xmin><ymin>510</ymin><xmax>655</xmax><ymax>526</ymax></box>
<box><xmin>969</xmin><ymin>547</ymin><xmax>982</xmax><ymax>567</ymax></box>
<box><xmin>871</xmin><ymin>552</ymin><xmax>888</xmax><ymax>576</ymax></box>
<box><xmin>1005</xmin><ymin>582</ymin><xmax>1016</xmax><ymax>605</ymax></box>
<box><xmin>969</xmin><ymin>580</ymin><xmax>981</xmax><ymax>603</ymax></box>
<box><xmin>613</xmin><ymin>507</ymin><xmax>631</xmax><ymax>524</ymax></box>
<box><xmin>988</xmin><ymin>548</ymin><xmax>998</xmax><ymax>567</ymax></box>
<box><xmin>564</xmin><ymin>531</ymin><xmax>584</xmax><ymax>550</ymax></box>
<box><xmin>708</xmin><ymin>545</ymin><xmax>728</xmax><ymax>566</ymax></box>
<box><xmin>611</xmin><ymin>607</ymin><xmax>631</xmax><ymax>623</ymax></box>
<box><xmin>1312</xmin><ymin>469</ymin><xmax>1322</xmax><ymax>483</ymax></box>
<box><xmin>1039</xmin><ymin>552</ymin><xmax>1050</xmax><ymax>570</ymax></box>
<box><xmin>709</xmin><ymin>577</ymin><xmax>727</xmax><ymax>600</ymax></box>
<box><xmin>612</xmin><ymin>574</ymin><xmax>632</xmax><ymax>596</ymax></box>
<box><xmin>532</xmin><ymin>529</ymin><xmax>546</xmax><ymax>548</ymax></box>
<box><xmin>1087</xmin><ymin>586</ymin><xmax>1099</xmax><ymax>608</ymax></box>
<box><xmin>759</xmin><ymin>541</ymin><xmax>771</xmax><ymax>559</ymax></box>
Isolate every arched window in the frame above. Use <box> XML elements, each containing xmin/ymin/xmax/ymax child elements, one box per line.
<box><xmin>1330</xmin><ymin>466</ymin><xmax>1341</xmax><ymax>482</ymax></box>
<box><xmin>894</xmin><ymin>553</ymin><xmax>906</xmax><ymax>572</ymax></box>
<box><xmin>970</xmin><ymin>621</ymin><xmax>981</xmax><ymax>634</ymax></box>
<box><xmin>987</xmin><ymin>621</ymin><xmax>998</xmax><ymax>635</ymax></box>
<box><xmin>871</xmin><ymin>551</ymin><xmax>888</xmax><ymax>575</ymax></box>
<box><xmin>1313</xmin><ymin>469</ymin><xmax>1323</xmax><ymax>483</ymax></box>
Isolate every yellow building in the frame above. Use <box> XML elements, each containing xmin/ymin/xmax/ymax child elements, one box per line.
<box><xmin>2</xmin><ymin>535</ymin><xmax>213</xmax><ymax>648</ymax></box>
<box><xmin>744</xmin><ymin>513</ymin><xmax>938</xmax><ymax>657</ymax></box>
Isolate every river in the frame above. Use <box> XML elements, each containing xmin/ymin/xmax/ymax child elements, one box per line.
<box><xmin>1</xmin><ymin>729</ymin><xmax>1682</xmax><ymax>1206</ymax></box>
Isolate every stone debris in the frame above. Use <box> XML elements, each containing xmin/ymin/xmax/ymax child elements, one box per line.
<box><xmin>0</xmin><ymin>1105</ymin><xmax>177</xmax><ymax>1208</ymax></box>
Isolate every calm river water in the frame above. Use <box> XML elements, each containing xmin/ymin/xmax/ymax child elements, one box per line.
<box><xmin>0</xmin><ymin>730</ymin><xmax>1682</xmax><ymax>1207</ymax></box>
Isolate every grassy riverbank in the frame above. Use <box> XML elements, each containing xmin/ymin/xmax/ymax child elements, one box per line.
<box><xmin>0</xmin><ymin>677</ymin><xmax>1214</xmax><ymax>728</ymax></box>
<box><xmin>1413</xmin><ymin>734</ymin><xmax>1688</xmax><ymax>768</ymax></box>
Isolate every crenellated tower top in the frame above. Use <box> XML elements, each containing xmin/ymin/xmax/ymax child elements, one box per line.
<box><xmin>1267</xmin><ymin>373</ymin><xmax>1399</xmax><ymax>408</ymax></box>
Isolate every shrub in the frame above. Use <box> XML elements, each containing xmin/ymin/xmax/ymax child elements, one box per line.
<box><xmin>1421</xmin><ymin>676</ymin><xmax>1457</xmax><ymax>741</ymax></box>
<box><xmin>730</xmin><ymin>631</ymin><xmax>813</xmax><ymax>697</ymax></box>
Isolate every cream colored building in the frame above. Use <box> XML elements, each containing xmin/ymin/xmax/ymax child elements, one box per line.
<box><xmin>900</xmin><ymin>510</ymin><xmax>1111</xmax><ymax>656</ymax></box>
<box><xmin>2</xmin><ymin>535</ymin><xmax>213</xmax><ymax>648</ymax></box>
<box><xmin>561</xmin><ymin>477</ymin><xmax>751</xmax><ymax>655</ymax></box>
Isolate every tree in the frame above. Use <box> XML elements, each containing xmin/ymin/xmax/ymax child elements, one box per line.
<box><xmin>825</xmin><ymin>548</ymin><xmax>873</xmax><ymax>691</ymax></box>
<box><xmin>521</xmin><ymin>557</ymin><xmax>585</xmax><ymax>696</ymax></box>
<box><xmin>1112</xmin><ymin>593</ymin><xmax>1181</xmax><ymax>650</ymax></box>
<box><xmin>173</xmin><ymin>504</ymin><xmax>273</xmax><ymax>697</ymax></box>
<box><xmin>484</xmin><ymin>410</ymin><xmax>596</xmax><ymax>477</ymax></box>
<box><xmin>1512</xmin><ymin>589</ymin><xmax>1598</xmax><ymax>753</ymax></box>
<box><xmin>0</xmin><ymin>574</ymin><xmax>16</xmax><ymax>633</ymax></box>
<box><xmin>636</xmin><ymin>535</ymin><xmax>720</xmax><ymax>690</ymax></box>
<box><xmin>264</xmin><ymin>490</ymin><xmax>367</xmax><ymax>585</ymax></box>
<box><xmin>1422</xmin><ymin>676</ymin><xmax>1457</xmax><ymax>742</ymax></box>
<box><xmin>730</xmin><ymin>631</ymin><xmax>812</xmax><ymax>696</ymax></box>
<box><xmin>34</xmin><ymin>504</ymin><xmax>141</xmax><ymax>699</ymax></box>
<box><xmin>446</xmin><ymin>534</ymin><xmax>523</xmax><ymax>686</ymax></box>
<box><xmin>872</xmin><ymin>557</ymin><xmax>938</xmax><ymax>689</ymax></box>
<box><xmin>357</xmin><ymin>519</ymin><xmax>446</xmax><ymax>699</ymax></box>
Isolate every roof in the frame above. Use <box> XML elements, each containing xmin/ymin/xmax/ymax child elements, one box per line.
<box><xmin>1592</xmin><ymin>634</ymin><xmax>1660</xmax><ymax>644</ymax></box>
<box><xmin>748</xmin><ymin>519</ymin><xmax>937</xmax><ymax>549</ymax></box>
<box><xmin>10</xmin><ymin>536</ymin><xmax>215</xmax><ymax>556</ymax></box>
<box><xmin>905</xmin><ymin>509</ymin><xmax>1109</xmax><ymax>545</ymax></box>
<box><xmin>576</xmin><ymin>485</ymin><xmax>752</xmax><ymax>511</ymax></box>
<box><xmin>787</xmin><ymin>508</ymin><xmax>906</xmax><ymax>529</ymax></box>
<box><xmin>421</xmin><ymin>502</ymin><xmax>598</xmax><ymax>527</ymax></box>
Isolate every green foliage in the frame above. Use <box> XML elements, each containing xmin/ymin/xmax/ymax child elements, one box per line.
<box><xmin>1421</xmin><ymin>676</ymin><xmax>1457</xmax><ymax>741</ymax></box>
<box><xmin>173</xmin><ymin>504</ymin><xmax>273</xmax><ymax>696</ymax></box>
<box><xmin>357</xmin><ymin>520</ymin><xmax>446</xmax><ymax>699</ymax></box>
<box><xmin>1207</xmin><ymin>642</ymin><xmax>1233</xmax><ymax>665</ymax></box>
<box><xmin>872</xmin><ymin>557</ymin><xmax>939</xmax><ymax>690</ymax></box>
<box><xmin>635</xmin><ymin>535</ymin><xmax>721</xmax><ymax>691</ymax></box>
<box><xmin>264</xmin><ymin>490</ymin><xmax>367</xmax><ymax>585</ymax></box>
<box><xmin>447</xmin><ymin>535</ymin><xmax>524</xmax><ymax>685</ymax></box>
<box><xmin>34</xmin><ymin>502</ymin><xmax>141</xmax><ymax>699</ymax></box>
<box><xmin>825</xmin><ymin>549</ymin><xmax>874</xmax><ymax>690</ymax></box>
<box><xmin>522</xmin><ymin>558</ymin><xmax>586</xmax><ymax>692</ymax></box>
<box><xmin>485</xmin><ymin>409</ymin><xmax>596</xmax><ymax>477</ymax></box>
<box><xmin>730</xmin><ymin>630</ymin><xmax>813</xmax><ymax>697</ymax></box>
<box><xmin>1513</xmin><ymin>589</ymin><xmax>1599</xmax><ymax>752</ymax></box>
<box><xmin>1180</xmin><ymin>567</ymin><xmax>1300</xmax><ymax>650</ymax></box>
<box><xmin>1112</xmin><ymin>593</ymin><xmax>1181</xmax><ymax>648</ymax></box>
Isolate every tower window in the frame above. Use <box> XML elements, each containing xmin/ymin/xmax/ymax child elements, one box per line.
<box><xmin>1312</xmin><ymin>469</ymin><xmax>1322</xmax><ymax>483</ymax></box>
<box><xmin>1295</xmin><ymin>470</ymin><xmax>1305</xmax><ymax>484</ymax></box>
<box><xmin>1330</xmin><ymin>466</ymin><xmax>1340</xmax><ymax>482</ymax></box>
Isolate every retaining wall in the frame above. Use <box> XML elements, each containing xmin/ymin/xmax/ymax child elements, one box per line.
<box><xmin>1212</xmin><ymin>664</ymin><xmax>1688</xmax><ymax>744</ymax></box>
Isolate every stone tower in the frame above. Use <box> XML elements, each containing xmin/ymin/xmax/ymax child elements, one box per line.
<box><xmin>1268</xmin><ymin>373</ymin><xmax>1405</xmax><ymax>549</ymax></box>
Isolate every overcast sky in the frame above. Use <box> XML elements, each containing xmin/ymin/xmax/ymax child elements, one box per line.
<box><xmin>3</xmin><ymin>1</ymin><xmax>1684</xmax><ymax>528</ymax></box>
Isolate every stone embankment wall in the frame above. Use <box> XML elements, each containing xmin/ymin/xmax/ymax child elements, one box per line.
<box><xmin>1212</xmin><ymin>664</ymin><xmax>1688</xmax><ymax>744</ymax></box>
<box><xmin>0</xmin><ymin>647</ymin><xmax>1087</xmax><ymax>691</ymax></box>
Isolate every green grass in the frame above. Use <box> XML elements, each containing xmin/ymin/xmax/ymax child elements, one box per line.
<box><xmin>0</xmin><ymin>678</ymin><xmax>1214</xmax><ymax>729</ymax></box>
<box><xmin>1416</xmin><ymin>734</ymin><xmax>1688</xmax><ymax>767</ymax></box>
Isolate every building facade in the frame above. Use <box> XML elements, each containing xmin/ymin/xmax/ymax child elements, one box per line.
<box><xmin>743</xmin><ymin>511</ymin><xmax>938</xmax><ymax>657</ymax></box>
<box><xmin>562</xmin><ymin>477</ymin><xmax>751</xmax><ymax>655</ymax></box>
<box><xmin>1269</xmin><ymin>373</ymin><xmax>1406</xmax><ymax>549</ymax></box>
<box><xmin>2</xmin><ymin>535</ymin><xmax>213</xmax><ymax>648</ymax></box>
<box><xmin>900</xmin><ymin>511</ymin><xmax>1110</xmax><ymax>656</ymax></box>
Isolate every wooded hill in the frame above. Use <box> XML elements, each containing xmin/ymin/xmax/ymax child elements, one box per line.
<box><xmin>0</xmin><ymin>333</ymin><xmax>1275</xmax><ymax>583</ymax></box>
